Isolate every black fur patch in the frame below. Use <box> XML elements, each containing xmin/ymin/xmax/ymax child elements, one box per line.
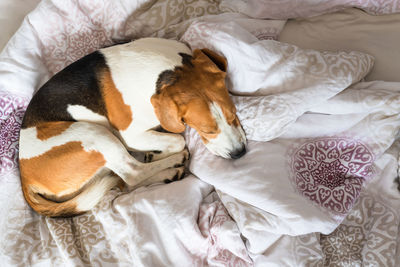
<box><xmin>144</xmin><ymin>153</ymin><xmax>153</xmax><ymax>163</ymax></box>
<box><xmin>22</xmin><ymin>48</ymin><xmax>194</xmax><ymax>128</ymax></box>
<box><xmin>22</xmin><ymin>51</ymin><xmax>108</xmax><ymax>128</ymax></box>
<box><xmin>154</xmin><ymin>53</ymin><xmax>193</xmax><ymax>94</ymax></box>
<box><xmin>172</xmin><ymin>172</ymin><xmax>181</xmax><ymax>181</ymax></box>
<box><xmin>179</xmin><ymin>53</ymin><xmax>193</xmax><ymax>67</ymax></box>
<box><xmin>155</xmin><ymin>70</ymin><xmax>177</xmax><ymax>95</ymax></box>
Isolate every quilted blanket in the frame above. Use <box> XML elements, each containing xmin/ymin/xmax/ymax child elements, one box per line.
<box><xmin>1</xmin><ymin>0</ymin><xmax>400</xmax><ymax>266</ymax></box>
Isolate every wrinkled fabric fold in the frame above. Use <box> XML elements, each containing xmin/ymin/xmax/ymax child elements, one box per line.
<box><xmin>1</xmin><ymin>0</ymin><xmax>400</xmax><ymax>266</ymax></box>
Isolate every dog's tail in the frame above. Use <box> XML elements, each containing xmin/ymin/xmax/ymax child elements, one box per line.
<box><xmin>22</xmin><ymin>173</ymin><xmax>121</xmax><ymax>217</ymax></box>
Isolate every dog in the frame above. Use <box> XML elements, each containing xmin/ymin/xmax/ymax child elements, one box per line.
<box><xmin>18</xmin><ymin>38</ymin><xmax>247</xmax><ymax>217</ymax></box>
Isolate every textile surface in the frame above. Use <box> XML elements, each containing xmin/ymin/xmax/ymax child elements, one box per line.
<box><xmin>0</xmin><ymin>0</ymin><xmax>399</xmax><ymax>266</ymax></box>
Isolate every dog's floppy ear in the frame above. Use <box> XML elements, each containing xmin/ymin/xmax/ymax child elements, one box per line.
<box><xmin>151</xmin><ymin>92</ymin><xmax>185</xmax><ymax>133</ymax></box>
<box><xmin>193</xmin><ymin>48</ymin><xmax>227</xmax><ymax>72</ymax></box>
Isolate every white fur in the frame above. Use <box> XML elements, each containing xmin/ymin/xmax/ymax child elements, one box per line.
<box><xmin>205</xmin><ymin>102</ymin><xmax>247</xmax><ymax>158</ymax></box>
<box><xmin>100</xmin><ymin>38</ymin><xmax>192</xmax><ymax>141</ymax></box>
<box><xmin>20</xmin><ymin>123</ymin><xmax>123</xmax><ymax>162</ymax></box>
<box><xmin>19</xmin><ymin>122</ymin><xmax>135</xmax><ymax>179</ymax></box>
<box><xmin>67</xmin><ymin>104</ymin><xmax>110</xmax><ymax>128</ymax></box>
<box><xmin>20</xmin><ymin>122</ymin><xmax>187</xmax><ymax>186</ymax></box>
<box><xmin>75</xmin><ymin>171</ymin><xmax>120</xmax><ymax>212</ymax></box>
<box><xmin>128</xmin><ymin>130</ymin><xmax>186</xmax><ymax>155</ymax></box>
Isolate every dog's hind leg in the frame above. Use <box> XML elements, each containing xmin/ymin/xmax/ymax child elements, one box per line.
<box><xmin>65</xmin><ymin>123</ymin><xmax>189</xmax><ymax>186</ymax></box>
<box><xmin>20</xmin><ymin>121</ymin><xmax>188</xmax><ymax>216</ymax></box>
<box><xmin>20</xmin><ymin>121</ymin><xmax>188</xmax><ymax>190</ymax></box>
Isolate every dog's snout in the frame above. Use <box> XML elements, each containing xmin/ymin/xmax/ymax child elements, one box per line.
<box><xmin>230</xmin><ymin>146</ymin><xmax>246</xmax><ymax>159</ymax></box>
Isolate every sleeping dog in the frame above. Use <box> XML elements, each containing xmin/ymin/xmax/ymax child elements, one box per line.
<box><xmin>19</xmin><ymin>38</ymin><xmax>246</xmax><ymax>217</ymax></box>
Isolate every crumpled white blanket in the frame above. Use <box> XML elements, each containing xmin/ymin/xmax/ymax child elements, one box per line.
<box><xmin>1</xmin><ymin>0</ymin><xmax>400</xmax><ymax>266</ymax></box>
<box><xmin>182</xmin><ymin>20</ymin><xmax>400</xmax><ymax>264</ymax></box>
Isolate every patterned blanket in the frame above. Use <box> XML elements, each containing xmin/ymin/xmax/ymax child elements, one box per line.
<box><xmin>1</xmin><ymin>0</ymin><xmax>400</xmax><ymax>266</ymax></box>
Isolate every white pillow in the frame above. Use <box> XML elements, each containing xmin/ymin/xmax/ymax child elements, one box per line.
<box><xmin>182</xmin><ymin>21</ymin><xmax>374</xmax><ymax>142</ymax></box>
<box><xmin>279</xmin><ymin>8</ymin><xmax>400</xmax><ymax>82</ymax></box>
<box><xmin>219</xmin><ymin>0</ymin><xmax>400</xmax><ymax>19</ymax></box>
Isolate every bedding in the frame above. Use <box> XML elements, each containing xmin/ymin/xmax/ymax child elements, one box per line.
<box><xmin>0</xmin><ymin>0</ymin><xmax>41</xmax><ymax>52</ymax></box>
<box><xmin>1</xmin><ymin>0</ymin><xmax>400</xmax><ymax>266</ymax></box>
<box><xmin>279</xmin><ymin>8</ymin><xmax>400</xmax><ymax>82</ymax></box>
<box><xmin>220</xmin><ymin>0</ymin><xmax>400</xmax><ymax>19</ymax></box>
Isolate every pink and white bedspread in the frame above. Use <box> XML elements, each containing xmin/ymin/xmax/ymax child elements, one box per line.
<box><xmin>1</xmin><ymin>0</ymin><xmax>400</xmax><ymax>266</ymax></box>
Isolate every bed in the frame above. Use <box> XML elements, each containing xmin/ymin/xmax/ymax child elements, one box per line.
<box><xmin>0</xmin><ymin>0</ymin><xmax>399</xmax><ymax>266</ymax></box>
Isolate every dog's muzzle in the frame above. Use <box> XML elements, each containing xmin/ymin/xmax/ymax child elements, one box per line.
<box><xmin>229</xmin><ymin>146</ymin><xmax>246</xmax><ymax>159</ymax></box>
<box><xmin>204</xmin><ymin>124</ymin><xmax>247</xmax><ymax>160</ymax></box>
<box><xmin>201</xmin><ymin>102</ymin><xmax>247</xmax><ymax>159</ymax></box>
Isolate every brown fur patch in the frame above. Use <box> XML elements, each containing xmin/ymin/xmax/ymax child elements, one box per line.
<box><xmin>22</xmin><ymin>183</ymin><xmax>82</xmax><ymax>217</ymax></box>
<box><xmin>152</xmin><ymin>49</ymin><xmax>240</xmax><ymax>141</ymax></box>
<box><xmin>100</xmin><ymin>68</ymin><xmax>132</xmax><ymax>130</ymax></box>
<box><xmin>36</xmin><ymin>121</ymin><xmax>74</xmax><ymax>140</ymax></box>
<box><xmin>20</xmin><ymin>141</ymin><xmax>106</xmax><ymax>199</ymax></box>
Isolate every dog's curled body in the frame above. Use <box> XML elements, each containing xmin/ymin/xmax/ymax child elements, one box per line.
<box><xmin>19</xmin><ymin>38</ymin><xmax>246</xmax><ymax>217</ymax></box>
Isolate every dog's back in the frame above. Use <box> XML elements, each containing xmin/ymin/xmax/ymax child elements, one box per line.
<box><xmin>22</xmin><ymin>38</ymin><xmax>191</xmax><ymax>132</ymax></box>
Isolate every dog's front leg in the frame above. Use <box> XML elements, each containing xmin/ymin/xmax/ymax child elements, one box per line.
<box><xmin>143</xmin><ymin>131</ymin><xmax>187</xmax><ymax>162</ymax></box>
<box><xmin>125</xmin><ymin>166</ymin><xmax>185</xmax><ymax>191</ymax></box>
<box><xmin>121</xmin><ymin>130</ymin><xmax>186</xmax><ymax>162</ymax></box>
<box><xmin>118</xmin><ymin>148</ymin><xmax>189</xmax><ymax>186</ymax></box>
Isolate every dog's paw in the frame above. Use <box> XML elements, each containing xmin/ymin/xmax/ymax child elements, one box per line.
<box><xmin>144</xmin><ymin>146</ymin><xmax>189</xmax><ymax>163</ymax></box>
<box><xmin>137</xmin><ymin>166</ymin><xmax>186</xmax><ymax>187</ymax></box>
<box><xmin>144</xmin><ymin>150</ymin><xmax>162</xmax><ymax>163</ymax></box>
<box><xmin>163</xmin><ymin>166</ymin><xmax>186</xmax><ymax>183</ymax></box>
<box><xmin>173</xmin><ymin>148</ymin><xmax>190</xmax><ymax>167</ymax></box>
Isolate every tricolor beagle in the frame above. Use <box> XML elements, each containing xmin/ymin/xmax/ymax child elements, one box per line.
<box><xmin>19</xmin><ymin>38</ymin><xmax>246</xmax><ymax>217</ymax></box>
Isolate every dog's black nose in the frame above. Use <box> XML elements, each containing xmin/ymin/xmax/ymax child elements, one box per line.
<box><xmin>230</xmin><ymin>147</ymin><xmax>246</xmax><ymax>159</ymax></box>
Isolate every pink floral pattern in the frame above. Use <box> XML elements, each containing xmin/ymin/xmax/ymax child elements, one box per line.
<box><xmin>289</xmin><ymin>138</ymin><xmax>375</xmax><ymax>215</ymax></box>
<box><xmin>322</xmin><ymin>224</ymin><xmax>366</xmax><ymax>265</ymax></box>
<box><xmin>2</xmin><ymin>0</ymin><xmax>400</xmax><ymax>265</ymax></box>
<box><xmin>31</xmin><ymin>0</ymin><xmax>128</xmax><ymax>74</ymax></box>
<box><xmin>181</xmin><ymin>20</ymin><xmax>283</xmax><ymax>51</ymax></box>
<box><xmin>251</xmin><ymin>28</ymin><xmax>280</xmax><ymax>40</ymax></box>
<box><xmin>0</xmin><ymin>94</ymin><xmax>28</xmax><ymax>174</ymax></box>
<box><xmin>222</xmin><ymin>0</ymin><xmax>400</xmax><ymax>19</ymax></box>
<box><xmin>196</xmin><ymin>199</ymin><xmax>252</xmax><ymax>267</ymax></box>
<box><xmin>180</xmin><ymin>21</ymin><xmax>215</xmax><ymax>50</ymax></box>
<box><xmin>320</xmin><ymin>194</ymin><xmax>399</xmax><ymax>266</ymax></box>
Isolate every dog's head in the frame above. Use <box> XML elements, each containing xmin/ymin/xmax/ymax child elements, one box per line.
<box><xmin>151</xmin><ymin>48</ymin><xmax>246</xmax><ymax>159</ymax></box>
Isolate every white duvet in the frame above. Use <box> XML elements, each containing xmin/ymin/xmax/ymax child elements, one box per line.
<box><xmin>182</xmin><ymin>20</ymin><xmax>400</xmax><ymax>260</ymax></box>
<box><xmin>1</xmin><ymin>0</ymin><xmax>400</xmax><ymax>266</ymax></box>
